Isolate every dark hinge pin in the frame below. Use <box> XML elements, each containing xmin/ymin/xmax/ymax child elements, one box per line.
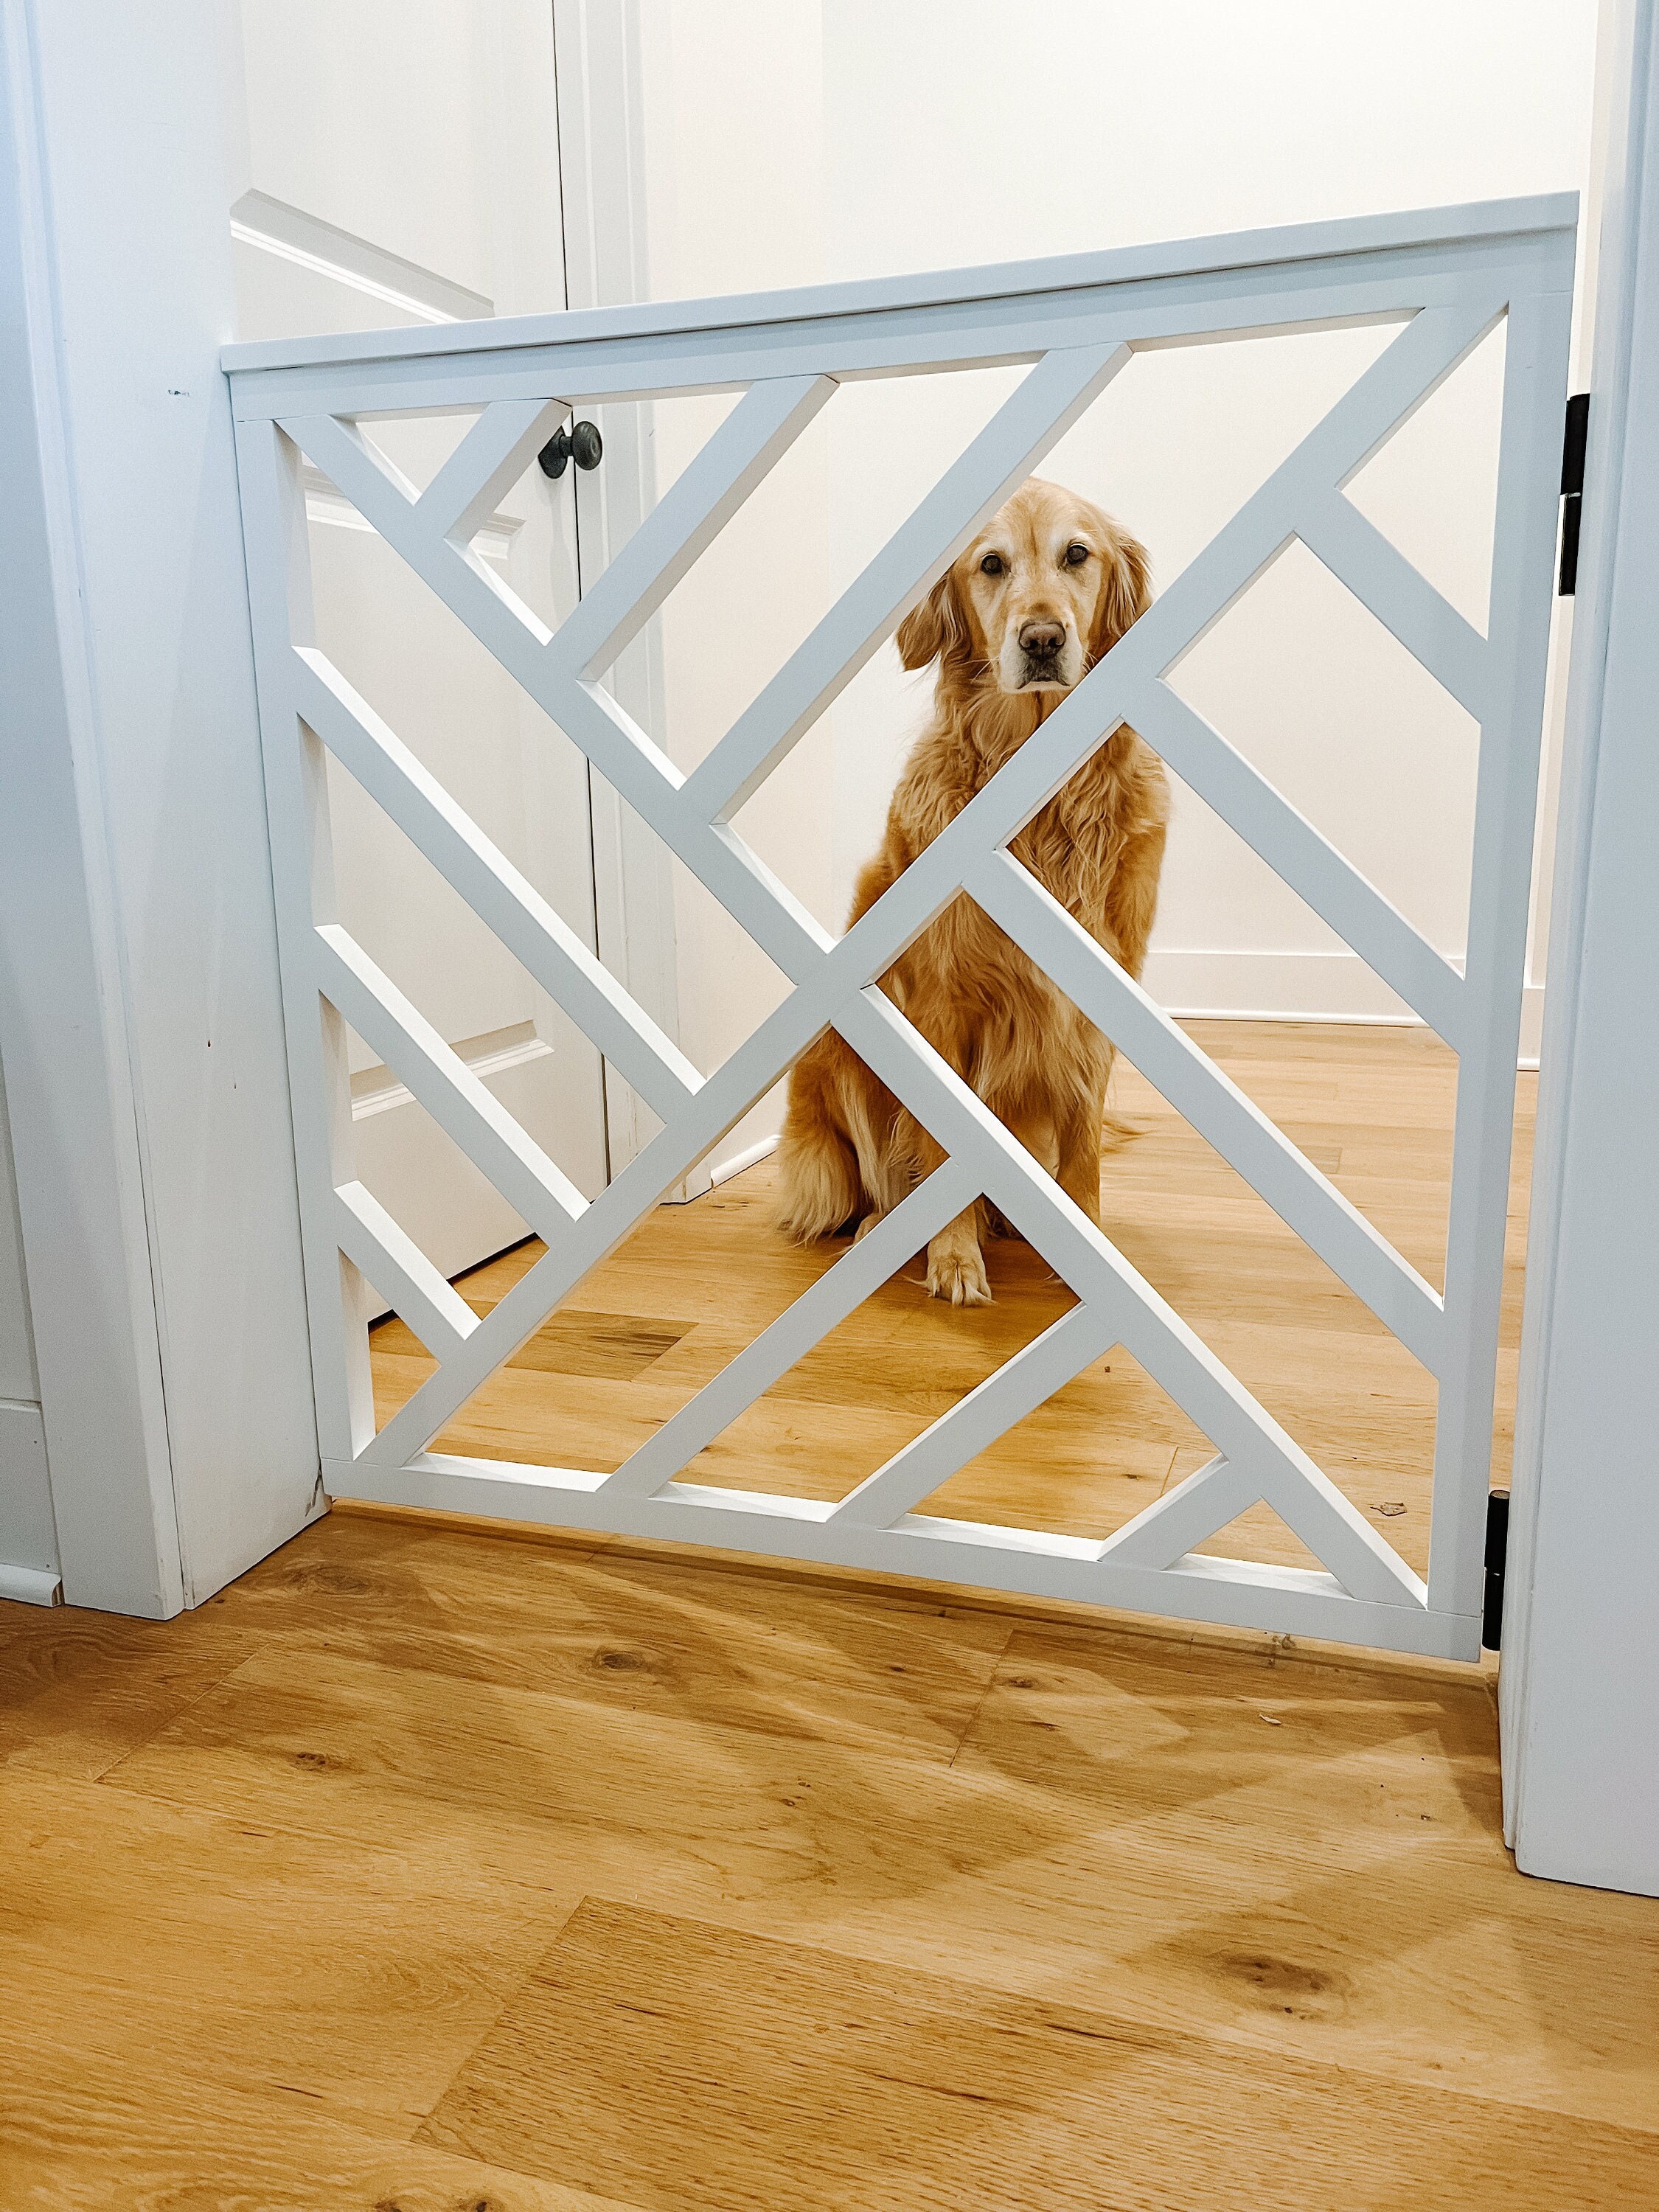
<box><xmin>1481</xmin><ymin>1486</ymin><xmax>1511</xmax><ymax>1652</ymax></box>
<box><xmin>1559</xmin><ymin>391</ymin><xmax>1590</xmax><ymax>595</ymax></box>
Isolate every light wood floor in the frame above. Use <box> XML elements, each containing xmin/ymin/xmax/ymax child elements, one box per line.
<box><xmin>9</xmin><ymin>1023</ymin><xmax>1653</xmax><ymax>2210</ymax></box>
<box><xmin>371</xmin><ymin>1021</ymin><xmax>1535</xmax><ymax>1580</ymax></box>
<box><xmin>4</xmin><ymin>1506</ymin><xmax>1657</xmax><ymax>2207</ymax></box>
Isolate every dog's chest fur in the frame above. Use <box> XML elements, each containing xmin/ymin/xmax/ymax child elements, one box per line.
<box><xmin>871</xmin><ymin>692</ymin><xmax>1167</xmax><ymax>1096</ymax></box>
<box><xmin>893</xmin><ymin>698</ymin><xmax>1164</xmax><ymax>953</ymax></box>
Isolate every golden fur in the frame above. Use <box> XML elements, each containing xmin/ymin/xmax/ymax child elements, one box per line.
<box><xmin>776</xmin><ymin>477</ymin><xmax>1169</xmax><ymax>1304</ymax></box>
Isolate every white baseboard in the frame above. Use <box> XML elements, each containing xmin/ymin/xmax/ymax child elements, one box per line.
<box><xmin>0</xmin><ymin>1563</ymin><xmax>62</xmax><ymax>1607</ymax></box>
<box><xmin>664</xmin><ymin>1133</ymin><xmax>780</xmax><ymax>1205</ymax></box>
<box><xmin>1145</xmin><ymin>949</ymin><xmax>1544</xmax><ymax>1068</ymax></box>
<box><xmin>0</xmin><ymin>1399</ymin><xmax>58</xmax><ymax>1598</ymax></box>
<box><xmin>712</xmin><ymin>1134</ymin><xmax>779</xmax><ymax>1187</ymax></box>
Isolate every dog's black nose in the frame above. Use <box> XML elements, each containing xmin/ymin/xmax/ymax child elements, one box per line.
<box><xmin>1019</xmin><ymin>619</ymin><xmax>1065</xmax><ymax>657</ymax></box>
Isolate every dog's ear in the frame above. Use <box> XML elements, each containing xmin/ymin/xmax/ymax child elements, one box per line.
<box><xmin>897</xmin><ymin>566</ymin><xmax>971</xmax><ymax>670</ymax></box>
<box><xmin>1089</xmin><ymin>528</ymin><xmax>1153</xmax><ymax>665</ymax></box>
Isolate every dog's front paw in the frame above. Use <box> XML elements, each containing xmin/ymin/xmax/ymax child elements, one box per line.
<box><xmin>926</xmin><ymin>1238</ymin><xmax>992</xmax><ymax>1306</ymax></box>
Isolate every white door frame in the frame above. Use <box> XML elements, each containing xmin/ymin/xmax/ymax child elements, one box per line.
<box><xmin>0</xmin><ymin>0</ymin><xmax>319</xmax><ymax>1615</ymax></box>
<box><xmin>1500</xmin><ymin>0</ymin><xmax>1659</xmax><ymax>1896</ymax></box>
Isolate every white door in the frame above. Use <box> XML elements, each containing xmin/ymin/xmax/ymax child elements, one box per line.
<box><xmin>231</xmin><ymin>0</ymin><xmax>608</xmax><ymax>1292</ymax></box>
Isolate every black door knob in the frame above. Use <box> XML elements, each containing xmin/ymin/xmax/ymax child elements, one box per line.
<box><xmin>538</xmin><ymin>419</ymin><xmax>603</xmax><ymax>479</ymax></box>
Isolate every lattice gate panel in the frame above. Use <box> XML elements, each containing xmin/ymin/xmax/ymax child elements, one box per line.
<box><xmin>228</xmin><ymin>197</ymin><xmax>1575</xmax><ymax>1660</ymax></box>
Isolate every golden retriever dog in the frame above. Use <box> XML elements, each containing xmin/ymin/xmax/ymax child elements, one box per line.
<box><xmin>776</xmin><ymin>477</ymin><xmax>1168</xmax><ymax>1304</ymax></box>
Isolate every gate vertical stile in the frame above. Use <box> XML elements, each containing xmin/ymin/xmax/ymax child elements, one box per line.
<box><xmin>234</xmin><ymin>413</ymin><xmax>377</xmax><ymax>1467</ymax></box>
<box><xmin>1426</xmin><ymin>286</ymin><xmax>1575</xmax><ymax>1622</ymax></box>
<box><xmin>224</xmin><ymin>198</ymin><xmax>1576</xmax><ymax>1662</ymax></box>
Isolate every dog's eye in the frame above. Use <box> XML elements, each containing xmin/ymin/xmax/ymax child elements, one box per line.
<box><xmin>979</xmin><ymin>552</ymin><xmax>1005</xmax><ymax>576</ymax></box>
<box><xmin>1064</xmin><ymin>542</ymin><xmax>1090</xmax><ymax>566</ymax></box>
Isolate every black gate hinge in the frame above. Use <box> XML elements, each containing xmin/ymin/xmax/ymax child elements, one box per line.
<box><xmin>1559</xmin><ymin>392</ymin><xmax>1590</xmax><ymax>596</ymax></box>
<box><xmin>1481</xmin><ymin>1486</ymin><xmax>1510</xmax><ymax>1652</ymax></box>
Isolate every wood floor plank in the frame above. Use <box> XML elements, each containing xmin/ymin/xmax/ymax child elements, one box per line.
<box><xmin>420</xmin><ymin>1897</ymin><xmax>1658</xmax><ymax>2212</ymax></box>
<box><xmin>0</xmin><ymin>1767</ymin><xmax>577</xmax><ymax>2135</ymax></box>
<box><xmin>0</xmin><ymin>1603</ymin><xmax>260</xmax><ymax>1781</ymax></box>
<box><xmin>0</xmin><ymin>2056</ymin><xmax>636</xmax><ymax>2212</ymax></box>
<box><xmin>91</xmin><ymin>1619</ymin><xmax>1659</xmax><ymax>2135</ymax></box>
<box><xmin>943</xmin><ymin>1621</ymin><xmax>1659</xmax><ymax>2124</ymax></box>
<box><xmin>204</xmin><ymin>1510</ymin><xmax>1015</xmax><ymax>1762</ymax></box>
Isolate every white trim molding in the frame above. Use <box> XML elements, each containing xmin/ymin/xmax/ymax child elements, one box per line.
<box><xmin>0</xmin><ymin>0</ymin><xmax>320</xmax><ymax>1615</ymax></box>
<box><xmin>1145</xmin><ymin>949</ymin><xmax>1545</xmax><ymax>1064</ymax></box>
<box><xmin>0</xmin><ymin>1565</ymin><xmax>63</xmax><ymax>1608</ymax></box>
<box><xmin>230</xmin><ymin>189</ymin><xmax>495</xmax><ymax>326</ymax></box>
<box><xmin>0</xmin><ymin>1397</ymin><xmax>57</xmax><ymax>1599</ymax></box>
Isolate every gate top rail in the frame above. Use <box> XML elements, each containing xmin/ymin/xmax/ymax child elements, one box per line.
<box><xmin>222</xmin><ymin>191</ymin><xmax>1576</xmax><ymax>385</ymax></box>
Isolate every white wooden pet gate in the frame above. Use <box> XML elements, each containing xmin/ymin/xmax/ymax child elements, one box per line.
<box><xmin>227</xmin><ymin>195</ymin><xmax>1574</xmax><ymax>1662</ymax></box>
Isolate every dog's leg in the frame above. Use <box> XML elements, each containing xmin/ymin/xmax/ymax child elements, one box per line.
<box><xmin>926</xmin><ymin>1201</ymin><xmax>992</xmax><ymax>1306</ymax></box>
<box><xmin>893</xmin><ymin>1113</ymin><xmax>991</xmax><ymax>1304</ymax></box>
<box><xmin>775</xmin><ymin>1032</ymin><xmax>866</xmax><ymax>1240</ymax></box>
<box><xmin>1054</xmin><ymin>1079</ymin><xmax>1107</xmax><ymax>1229</ymax></box>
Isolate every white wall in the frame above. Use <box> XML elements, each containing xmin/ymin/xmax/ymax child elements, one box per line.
<box><xmin>630</xmin><ymin>0</ymin><xmax>1598</xmax><ymax>1088</ymax></box>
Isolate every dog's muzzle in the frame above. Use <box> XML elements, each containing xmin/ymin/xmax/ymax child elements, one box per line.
<box><xmin>1015</xmin><ymin>618</ymin><xmax>1071</xmax><ymax>688</ymax></box>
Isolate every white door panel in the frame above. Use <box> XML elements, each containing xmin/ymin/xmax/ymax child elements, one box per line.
<box><xmin>235</xmin><ymin>0</ymin><xmax>607</xmax><ymax>1292</ymax></box>
<box><xmin>239</xmin><ymin>0</ymin><xmax>500</xmax><ymax>300</ymax></box>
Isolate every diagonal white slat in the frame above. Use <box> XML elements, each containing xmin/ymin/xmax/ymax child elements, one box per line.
<box><xmin>291</xmin><ymin>408</ymin><xmax>576</xmax><ymax>650</ymax></box>
<box><xmin>292</xmin><ymin>647</ymin><xmax>700</xmax><ymax>1121</ymax></box>
<box><xmin>355</xmin><ymin>665</ymin><xmax>1166</xmax><ymax>1476</ymax></box>
<box><xmin>548</xmin><ymin>374</ymin><xmax>838</xmax><ymax>678</ymax></box>
<box><xmin>417</xmin><ymin>394</ymin><xmax>571</xmax><ymax>546</ymax></box>
<box><xmin>703</xmin><ymin>304</ymin><xmax>1495</xmax><ymax>1015</ymax></box>
<box><xmin>333</xmin><ymin>1180</ymin><xmax>479</xmax><ymax>1363</ymax></box>
<box><xmin>1295</xmin><ymin>486</ymin><xmax>1492</xmax><ymax>719</ymax></box>
<box><xmin>1125</xmin><ymin>678</ymin><xmax>1467</xmax><ymax>1046</ymax></box>
<box><xmin>357</xmin><ymin>713</ymin><xmax>1087</xmax><ymax>1474</ymax></box>
<box><xmin>313</xmin><ymin>923</ymin><xmax>588</xmax><ymax>1245</ymax></box>
<box><xmin>1096</xmin><ymin>1454</ymin><xmax>1250</xmax><ymax>1568</ymax></box>
<box><xmin>599</xmin><ymin>1158</ymin><xmax>981</xmax><ymax>1501</ymax></box>
<box><xmin>835</xmin><ymin>985</ymin><xmax>1426</xmax><ymax>1607</ymax></box>
<box><xmin>830</xmin><ymin>1303</ymin><xmax>1116</xmax><ymax>1530</ymax></box>
<box><xmin>681</xmin><ymin>344</ymin><xmax>1134</xmax><ymax>825</ymax></box>
<box><xmin>963</xmin><ymin>846</ymin><xmax>1446</xmax><ymax>1371</ymax></box>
